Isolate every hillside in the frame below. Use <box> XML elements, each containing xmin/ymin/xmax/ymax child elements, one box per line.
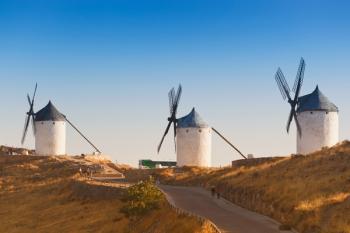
<box><xmin>0</xmin><ymin>153</ymin><xmax>211</xmax><ymax>233</ymax></box>
<box><xmin>131</xmin><ymin>141</ymin><xmax>350</xmax><ymax>233</ymax></box>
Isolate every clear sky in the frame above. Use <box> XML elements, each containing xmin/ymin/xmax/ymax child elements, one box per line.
<box><xmin>1</xmin><ymin>0</ymin><xmax>350</xmax><ymax>166</ymax></box>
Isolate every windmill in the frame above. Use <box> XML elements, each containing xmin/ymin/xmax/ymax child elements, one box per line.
<box><xmin>157</xmin><ymin>85</ymin><xmax>246</xmax><ymax>167</ymax></box>
<box><xmin>21</xmin><ymin>84</ymin><xmax>101</xmax><ymax>156</ymax></box>
<box><xmin>274</xmin><ymin>58</ymin><xmax>339</xmax><ymax>154</ymax></box>
<box><xmin>275</xmin><ymin>57</ymin><xmax>305</xmax><ymax>137</ymax></box>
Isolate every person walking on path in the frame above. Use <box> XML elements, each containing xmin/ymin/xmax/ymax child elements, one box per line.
<box><xmin>211</xmin><ymin>186</ymin><xmax>216</xmax><ymax>197</ymax></box>
<box><xmin>216</xmin><ymin>185</ymin><xmax>221</xmax><ymax>199</ymax></box>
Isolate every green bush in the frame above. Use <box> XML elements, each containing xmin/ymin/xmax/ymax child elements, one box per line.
<box><xmin>122</xmin><ymin>177</ymin><xmax>163</xmax><ymax>216</ymax></box>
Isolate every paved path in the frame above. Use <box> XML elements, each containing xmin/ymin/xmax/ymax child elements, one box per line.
<box><xmin>159</xmin><ymin>185</ymin><xmax>297</xmax><ymax>233</ymax></box>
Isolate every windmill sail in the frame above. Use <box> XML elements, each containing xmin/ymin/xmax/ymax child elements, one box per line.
<box><xmin>293</xmin><ymin>58</ymin><xmax>305</xmax><ymax>93</ymax></box>
<box><xmin>21</xmin><ymin>83</ymin><xmax>37</xmax><ymax>144</ymax></box>
<box><xmin>21</xmin><ymin>115</ymin><xmax>30</xmax><ymax>144</ymax></box>
<box><xmin>157</xmin><ymin>84</ymin><xmax>182</xmax><ymax>153</ymax></box>
<box><xmin>274</xmin><ymin>58</ymin><xmax>305</xmax><ymax>137</ymax></box>
<box><xmin>157</xmin><ymin>121</ymin><xmax>172</xmax><ymax>153</ymax></box>
<box><xmin>275</xmin><ymin>68</ymin><xmax>292</xmax><ymax>101</ymax></box>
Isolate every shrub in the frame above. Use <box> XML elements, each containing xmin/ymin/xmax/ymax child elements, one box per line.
<box><xmin>122</xmin><ymin>177</ymin><xmax>163</xmax><ymax>216</ymax></box>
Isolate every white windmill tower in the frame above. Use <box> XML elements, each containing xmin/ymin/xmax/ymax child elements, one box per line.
<box><xmin>274</xmin><ymin>58</ymin><xmax>339</xmax><ymax>154</ymax></box>
<box><xmin>32</xmin><ymin>101</ymin><xmax>66</xmax><ymax>155</ymax></box>
<box><xmin>21</xmin><ymin>84</ymin><xmax>101</xmax><ymax>156</ymax></box>
<box><xmin>296</xmin><ymin>86</ymin><xmax>339</xmax><ymax>154</ymax></box>
<box><xmin>157</xmin><ymin>85</ymin><xmax>247</xmax><ymax>167</ymax></box>
<box><xmin>176</xmin><ymin>107</ymin><xmax>212</xmax><ymax>167</ymax></box>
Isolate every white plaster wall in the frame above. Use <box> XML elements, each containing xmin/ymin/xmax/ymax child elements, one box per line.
<box><xmin>176</xmin><ymin>127</ymin><xmax>212</xmax><ymax>167</ymax></box>
<box><xmin>35</xmin><ymin>121</ymin><xmax>66</xmax><ymax>156</ymax></box>
<box><xmin>297</xmin><ymin>111</ymin><xmax>339</xmax><ymax>154</ymax></box>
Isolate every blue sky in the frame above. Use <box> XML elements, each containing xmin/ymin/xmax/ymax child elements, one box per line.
<box><xmin>1</xmin><ymin>0</ymin><xmax>350</xmax><ymax>166</ymax></box>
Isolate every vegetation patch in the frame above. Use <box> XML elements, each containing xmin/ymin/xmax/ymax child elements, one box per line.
<box><xmin>122</xmin><ymin>177</ymin><xmax>163</xmax><ymax>216</ymax></box>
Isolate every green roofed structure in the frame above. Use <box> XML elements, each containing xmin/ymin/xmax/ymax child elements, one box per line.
<box><xmin>139</xmin><ymin>159</ymin><xmax>176</xmax><ymax>169</ymax></box>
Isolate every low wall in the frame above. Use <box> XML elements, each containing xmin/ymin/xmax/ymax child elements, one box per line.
<box><xmin>232</xmin><ymin>157</ymin><xmax>284</xmax><ymax>168</ymax></box>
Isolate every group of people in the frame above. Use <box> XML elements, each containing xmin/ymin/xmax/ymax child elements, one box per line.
<box><xmin>79</xmin><ymin>166</ymin><xmax>93</xmax><ymax>178</ymax></box>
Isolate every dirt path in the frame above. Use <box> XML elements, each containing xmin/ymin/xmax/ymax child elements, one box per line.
<box><xmin>159</xmin><ymin>185</ymin><xmax>297</xmax><ymax>233</ymax></box>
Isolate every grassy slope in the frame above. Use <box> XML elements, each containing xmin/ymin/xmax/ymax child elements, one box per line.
<box><xmin>133</xmin><ymin>141</ymin><xmax>350</xmax><ymax>233</ymax></box>
<box><xmin>0</xmin><ymin>155</ymin><xmax>208</xmax><ymax>233</ymax></box>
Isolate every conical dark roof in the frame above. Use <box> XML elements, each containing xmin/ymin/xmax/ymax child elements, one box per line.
<box><xmin>297</xmin><ymin>86</ymin><xmax>338</xmax><ymax>113</ymax></box>
<box><xmin>177</xmin><ymin>108</ymin><xmax>209</xmax><ymax>128</ymax></box>
<box><xmin>35</xmin><ymin>101</ymin><xmax>66</xmax><ymax>121</ymax></box>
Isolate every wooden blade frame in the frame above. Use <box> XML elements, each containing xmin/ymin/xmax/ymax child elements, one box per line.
<box><xmin>157</xmin><ymin>120</ymin><xmax>173</xmax><ymax>153</ymax></box>
<box><xmin>212</xmin><ymin>127</ymin><xmax>247</xmax><ymax>159</ymax></box>
<box><xmin>65</xmin><ymin>117</ymin><xmax>101</xmax><ymax>153</ymax></box>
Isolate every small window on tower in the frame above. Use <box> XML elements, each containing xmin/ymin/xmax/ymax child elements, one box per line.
<box><xmin>326</xmin><ymin>111</ymin><xmax>329</xmax><ymax>114</ymax></box>
<box><xmin>53</xmin><ymin>122</ymin><xmax>55</xmax><ymax>125</ymax></box>
<box><xmin>199</xmin><ymin>129</ymin><xmax>202</xmax><ymax>133</ymax></box>
<box><xmin>186</xmin><ymin>129</ymin><xmax>189</xmax><ymax>133</ymax></box>
<box><xmin>310</xmin><ymin>111</ymin><xmax>313</xmax><ymax>114</ymax></box>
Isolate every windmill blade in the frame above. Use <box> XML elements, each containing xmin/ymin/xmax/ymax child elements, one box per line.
<box><xmin>212</xmin><ymin>127</ymin><xmax>247</xmax><ymax>159</ymax></box>
<box><xmin>157</xmin><ymin>121</ymin><xmax>172</xmax><ymax>153</ymax></box>
<box><xmin>293</xmin><ymin>58</ymin><xmax>305</xmax><ymax>93</ymax></box>
<box><xmin>293</xmin><ymin>58</ymin><xmax>306</xmax><ymax>102</ymax></box>
<box><xmin>168</xmin><ymin>92</ymin><xmax>173</xmax><ymax>115</ymax></box>
<box><xmin>293</xmin><ymin>111</ymin><xmax>302</xmax><ymax>137</ymax></box>
<box><xmin>65</xmin><ymin>117</ymin><xmax>101</xmax><ymax>153</ymax></box>
<box><xmin>286</xmin><ymin>108</ymin><xmax>302</xmax><ymax>137</ymax></box>
<box><xmin>168</xmin><ymin>88</ymin><xmax>175</xmax><ymax>115</ymax></box>
<box><xmin>27</xmin><ymin>94</ymin><xmax>32</xmax><ymax>106</ymax></box>
<box><xmin>173</xmin><ymin>121</ymin><xmax>177</xmax><ymax>152</ymax></box>
<box><xmin>173</xmin><ymin>84</ymin><xmax>182</xmax><ymax>116</ymax></box>
<box><xmin>277</xmin><ymin>68</ymin><xmax>291</xmax><ymax>93</ymax></box>
<box><xmin>286</xmin><ymin>108</ymin><xmax>294</xmax><ymax>133</ymax></box>
<box><xmin>31</xmin><ymin>114</ymin><xmax>36</xmax><ymax>135</ymax></box>
<box><xmin>32</xmin><ymin>83</ymin><xmax>37</xmax><ymax>103</ymax></box>
<box><xmin>175</xmin><ymin>84</ymin><xmax>182</xmax><ymax>103</ymax></box>
<box><xmin>21</xmin><ymin>115</ymin><xmax>30</xmax><ymax>144</ymax></box>
<box><xmin>275</xmin><ymin>68</ymin><xmax>292</xmax><ymax>101</ymax></box>
<box><xmin>275</xmin><ymin>73</ymin><xmax>287</xmax><ymax>100</ymax></box>
<box><xmin>275</xmin><ymin>69</ymin><xmax>290</xmax><ymax>100</ymax></box>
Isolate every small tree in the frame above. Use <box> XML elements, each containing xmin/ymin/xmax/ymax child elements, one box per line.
<box><xmin>122</xmin><ymin>177</ymin><xmax>163</xmax><ymax>216</ymax></box>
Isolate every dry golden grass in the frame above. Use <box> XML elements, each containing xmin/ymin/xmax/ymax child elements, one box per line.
<box><xmin>132</xmin><ymin>141</ymin><xmax>350</xmax><ymax>233</ymax></box>
<box><xmin>0</xmin><ymin>154</ymin><xmax>209</xmax><ymax>233</ymax></box>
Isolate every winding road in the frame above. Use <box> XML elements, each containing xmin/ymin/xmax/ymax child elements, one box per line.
<box><xmin>159</xmin><ymin>185</ymin><xmax>297</xmax><ymax>233</ymax></box>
